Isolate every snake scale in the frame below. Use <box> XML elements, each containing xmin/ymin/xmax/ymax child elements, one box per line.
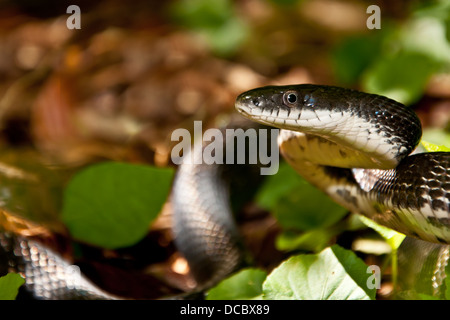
<box><xmin>1</xmin><ymin>84</ymin><xmax>449</xmax><ymax>299</ymax></box>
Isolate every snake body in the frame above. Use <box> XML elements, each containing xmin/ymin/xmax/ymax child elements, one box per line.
<box><xmin>0</xmin><ymin>232</ymin><xmax>116</xmax><ymax>299</ymax></box>
<box><xmin>175</xmin><ymin>84</ymin><xmax>450</xmax><ymax>290</ymax></box>
<box><xmin>235</xmin><ymin>84</ymin><xmax>449</xmax><ymax>244</ymax></box>
<box><xmin>1</xmin><ymin>84</ymin><xmax>449</xmax><ymax>298</ymax></box>
<box><xmin>171</xmin><ymin>141</ymin><xmax>244</xmax><ymax>289</ymax></box>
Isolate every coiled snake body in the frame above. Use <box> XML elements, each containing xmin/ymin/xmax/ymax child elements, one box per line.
<box><xmin>1</xmin><ymin>84</ymin><xmax>449</xmax><ymax>298</ymax></box>
<box><xmin>175</xmin><ymin>84</ymin><xmax>450</xmax><ymax>291</ymax></box>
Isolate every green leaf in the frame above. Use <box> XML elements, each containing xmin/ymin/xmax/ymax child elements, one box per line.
<box><xmin>0</xmin><ymin>273</ymin><xmax>25</xmax><ymax>300</ymax></box>
<box><xmin>398</xmin><ymin>15</ymin><xmax>450</xmax><ymax>65</ymax></box>
<box><xmin>413</xmin><ymin>0</ymin><xmax>450</xmax><ymax>22</ymax></box>
<box><xmin>201</xmin><ymin>16</ymin><xmax>248</xmax><ymax>56</ymax></box>
<box><xmin>358</xmin><ymin>215</ymin><xmax>405</xmax><ymax>250</ymax></box>
<box><xmin>207</xmin><ymin>268</ymin><xmax>267</xmax><ymax>300</ymax></box>
<box><xmin>62</xmin><ymin>162</ymin><xmax>174</xmax><ymax>249</ymax></box>
<box><xmin>262</xmin><ymin>245</ymin><xmax>376</xmax><ymax>300</ymax></box>
<box><xmin>170</xmin><ymin>0</ymin><xmax>231</xmax><ymax>29</ymax></box>
<box><xmin>169</xmin><ymin>0</ymin><xmax>248</xmax><ymax>56</ymax></box>
<box><xmin>256</xmin><ymin>162</ymin><xmax>347</xmax><ymax>231</ymax></box>
<box><xmin>332</xmin><ymin>32</ymin><xmax>386</xmax><ymax>85</ymax></box>
<box><xmin>357</xmin><ymin>215</ymin><xmax>405</xmax><ymax>291</ymax></box>
<box><xmin>274</xmin><ymin>183</ymin><xmax>348</xmax><ymax>231</ymax></box>
<box><xmin>255</xmin><ymin>161</ymin><xmax>303</xmax><ymax>210</ymax></box>
<box><xmin>421</xmin><ymin>140</ymin><xmax>450</xmax><ymax>152</ymax></box>
<box><xmin>362</xmin><ymin>51</ymin><xmax>440</xmax><ymax>105</ymax></box>
<box><xmin>360</xmin><ymin>3</ymin><xmax>450</xmax><ymax>105</ymax></box>
<box><xmin>275</xmin><ymin>229</ymin><xmax>334</xmax><ymax>252</ymax></box>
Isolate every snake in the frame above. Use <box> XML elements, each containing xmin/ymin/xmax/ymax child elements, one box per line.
<box><xmin>1</xmin><ymin>84</ymin><xmax>449</xmax><ymax>299</ymax></box>
<box><xmin>173</xmin><ymin>84</ymin><xmax>450</xmax><ymax>293</ymax></box>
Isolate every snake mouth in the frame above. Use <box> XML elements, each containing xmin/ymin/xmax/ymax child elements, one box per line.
<box><xmin>236</xmin><ymin>101</ymin><xmax>292</xmax><ymax>129</ymax></box>
<box><xmin>235</xmin><ymin>103</ymin><xmax>251</xmax><ymax>117</ymax></box>
<box><xmin>235</xmin><ymin>94</ymin><xmax>273</xmax><ymax>124</ymax></box>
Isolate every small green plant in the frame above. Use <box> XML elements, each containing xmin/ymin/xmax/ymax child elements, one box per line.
<box><xmin>207</xmin><ymin>245</ymin><xmax>376</xmax><ymax>300</ymax></box>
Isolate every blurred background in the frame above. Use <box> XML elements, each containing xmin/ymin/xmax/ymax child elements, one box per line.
<box><xmin>0</xmin><ymin>0</ymin><xmax>449</xmax><ymax>299</ymax></box>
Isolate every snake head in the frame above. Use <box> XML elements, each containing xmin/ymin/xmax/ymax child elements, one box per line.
<box><xmin>235</xmin><ymin>84</ymin><xmax>322</xmax><ymax>131</ymax></box>
<box><xmin>236</xmin><ymin>84</ymin><xmax>422</xmax><ymax>167</ymax></box>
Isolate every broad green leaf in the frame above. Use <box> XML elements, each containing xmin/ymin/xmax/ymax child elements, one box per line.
<box><xmin>332</xmin><ymin>32</ymin><xmax>386</xmax><ymax>85</ymax></box>
<box><xmin>0</xmin><ymin>273</ymin><xmax>25</xmax><ymax>300</ymax></box>
<box><xmin>262</xmin><ymin>245</ymin><xmax>376</xmax><ymax>300</ymax></box>
<box><xmin>421</xmin><ymin>140</ymin><xmax>450</xmax><ymax>152</ymax></box>
<box><xmin>62</xmin><ymin>162</ymin><xmax>174</xmax><ymax>249</ymax></box>
<box><xmin>362</xmin><ymin>51</ymin><xmax>440</xmax><ymax>105</ymax></box>
<box><xmin>207</xmin><ymin>268</ymin><xmax>267</xmax><ymax>300</ymax></box>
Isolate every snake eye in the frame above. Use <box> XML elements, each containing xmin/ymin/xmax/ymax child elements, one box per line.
<box><xmin>283</xmin><ymin>92</ymin><xmax>298</xmax><ymax>106</ymax></box>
